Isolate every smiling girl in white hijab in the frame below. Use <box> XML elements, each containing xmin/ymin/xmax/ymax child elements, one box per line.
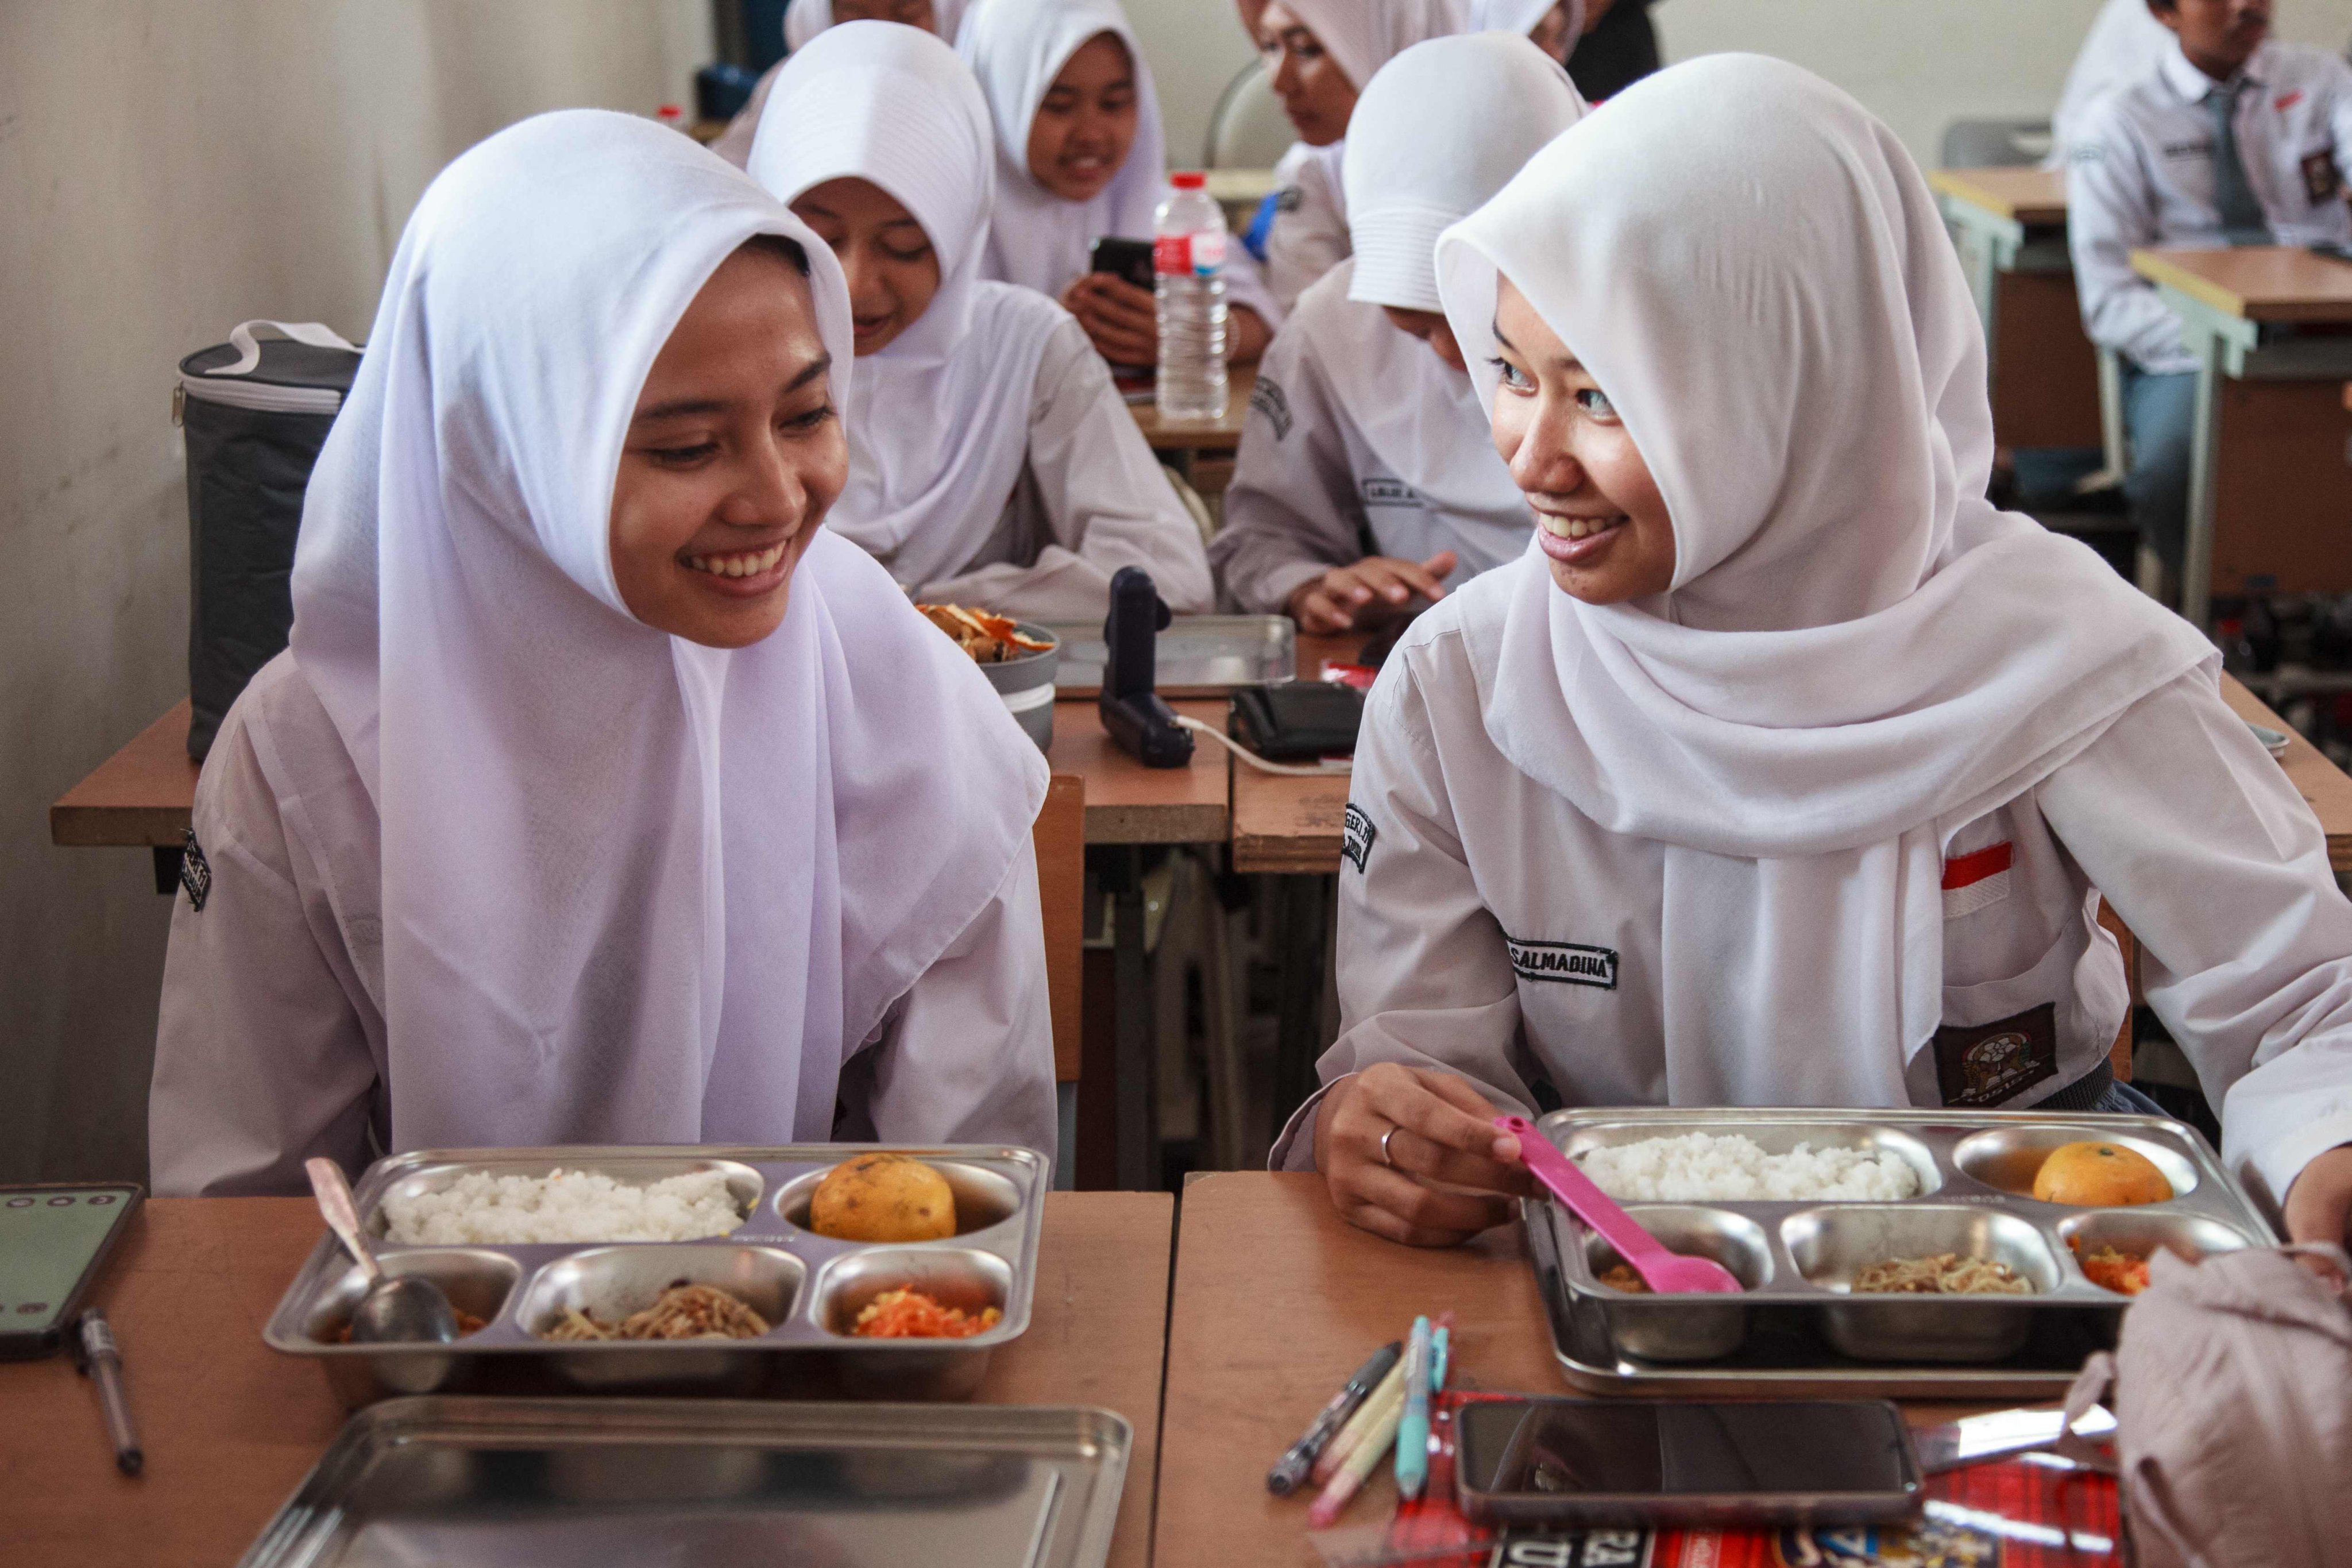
<box><xmin>1212</xmin><ymin>33</ymin><xmax>1584</xmax><ymax>631</ymax></box>
<box><xmin>1246</xmin><ymin>0</ymin><xmax>1478</xmax><ymax>311</ymax></box>
<box><xmin>1283</xmin><ymin>55</ymin><xmax>2352</xmax><ymax>1258</ymax></box>
<box><xmin>750</xmin><ymin>22</ymin><xmax>1211</xmax><ymax>617</ymax></box>
<box><xmin>149</xmin><ymin>111</ymin><xmax>1057</xmax><ymax>1195</ymax></box>
<box><xmin>961</xmin><ymin>0</ymin><xmax>1274</xmax><ymax>366</ymax></box>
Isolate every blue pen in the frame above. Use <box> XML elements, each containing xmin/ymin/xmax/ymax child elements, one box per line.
<box><xmin>1395</xmin><ymin>1315</ymin><xmax>1433</xmax><ymax>1500</ymax></box>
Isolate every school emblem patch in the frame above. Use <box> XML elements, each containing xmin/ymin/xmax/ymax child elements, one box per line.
<box><xmin>1505</xmin><ymin>935</ymin><xmax>1619</xmax><ymax>990</ymax></box>
<box><xmin>1341</xmin><ymin>804</ymin><xmax>1376</xmax><ymax>872</ymax></box>
<box><xmin>2303</xmin><ymin>148</ymin><xmax>2342</xmax><ymax>205</ymax></box>
<box><xmin>1249</xmin><ymin>374</ymin><xmax>1293</xmax><ymax>439</ymax></box>
<box><xmin>179</xmin><ymin>827</ymin><xmax>211</xmax><ymax>912</ymax></box>
<box><xmin>1932</xmin><ymin>1003</ymin><xmax>2059</xmax><ymax>1109</ymax></box>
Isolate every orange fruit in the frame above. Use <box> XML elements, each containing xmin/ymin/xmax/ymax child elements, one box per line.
<box><xmin>2032</xmin><ymin>1141</ymin><xmax>2171</xmax><ymax>1206</ymax></box>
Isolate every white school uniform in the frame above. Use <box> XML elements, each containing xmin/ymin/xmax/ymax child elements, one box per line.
<box><xmin>2068</xmin><ymin>38</ymin><xmax>2352</xmax><ymax>373</ymax></box>
<box><xmin>2048</xmin><ymin>0</ymin><xmax>2173</xmax><ymax>166</ymax></box>
<box><xmin>750</xmin><ymin>24</ymin><xmax>1211</xmax><ymax>617</ymax></box>
<box><xmin>1212</xmin><ymin>33</ymin><xmax>1585</xmax><ymax>612</ymax></box>
<box><xmin>150</xmin><ymin>113</ymin><xmax>1056</xmax><ymax>1195</ymax></box>
<box><xmin>710</xmin><ymin>5</ymin><xmax>975</xmax><ymax>169</ymax></box>
<box><xmin>1256</xmin><ymin>0</ymin><xmax>1476</xmax><ymax>312</ymax></box>
<box><xmin>1272</xmin><ymin>56</ymin><xmax>2352</xmax><ymax>1214</ymax></box>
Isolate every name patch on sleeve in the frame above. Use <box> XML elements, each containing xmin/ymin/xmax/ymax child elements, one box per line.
<box><xmin>1249</xmin><ymin>374</ymin><xmax>1293</xmax><ymax>440</ymax></box>
<box><xmin>1506</xmin><ymin>935</ymin><xmax>1618</xmax><ymax>990</ymax></box>
<box><xmin>180</xmin><ymin>828</ymin><xmax>211</xmax><ymax>912</ymax></box>
<box><xmin>1341</xmin><ymin>804</ymin><xmax>1376</xmax><ymax>872</ymax></box>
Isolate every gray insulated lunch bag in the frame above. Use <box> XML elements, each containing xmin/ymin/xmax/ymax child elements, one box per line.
<box><xmin>177</xmin><ymin>320</ymin><xmax>361</xmax><ymax>760</ymax></box>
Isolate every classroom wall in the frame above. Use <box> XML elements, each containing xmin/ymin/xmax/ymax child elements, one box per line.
<box><xmin>0</xmin><ymin>0</ymin><xmax>710</xmax><ymax>1185</ymax></box>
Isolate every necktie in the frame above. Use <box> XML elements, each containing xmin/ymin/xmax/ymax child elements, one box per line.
<box><xmin>2210</xmin><ymin>78</ymin><xmax>2272</xmax><ymax>246</ymax></box>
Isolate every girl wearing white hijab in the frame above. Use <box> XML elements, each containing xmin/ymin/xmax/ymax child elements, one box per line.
<box><xmin>1284</xmin><ymin>55</ymin><xmax>2352</xmax><ymax>1257</ymax></box>
<box><xmin>1246</xmin><ymin>0</ymin><xmax>1477</xmax><ymax>312</ymax></box>
<box><xmin>709</xmin><ymin>0</ymin><xmax>971</xmax><ymax>169</ymax></box>
<box><xmin>960</xmin><ymin>0</ymin><xmax>1273</xmax><ymax>366</ymax></box>
<box><xmin>1212</xmin><ymin>34</ymin><xmax>1585</xmax><ymax>629</ymax></box>
<box><xmin>750</xmin><ymin>24</ymin><xmax>1211</xmax><ymax>618</ymax></box>
<box><xmin>149</xmin><ymin>111</ymin><xmax>1057</xmax><ymax>1195</ymax></box>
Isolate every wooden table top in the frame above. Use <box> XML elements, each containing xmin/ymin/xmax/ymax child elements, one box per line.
<box><xmin>1230</xmin><ymin>631</ymin><xmax>1364</xmax><ymax>875</ymax></box>
<box><xmin>1928</xmin><ymin>165</ymin><xmax>2069</xmax><ymax>227</ymax></box>
<box><xmin>1155</xmin><ymin>1175</ymin><xmax>1988</xmax><ymax>1566</ymax></box>
<box><xmin>1130</xmin><ymin>365</ymin><xmax>1254</xmax><ymax>454</ymax></box>
<box><xmin>55</xmin><ymin>696</ymin><xmax>1236</xmax><ymax>852</ymax></box>
<box><xmin>0</xmin><ymin>1192</ymin><xmax>1173</xmax><ymax>1568</ymax></box>
<box><xmin>2222</xmin><ymin>674</ymin><xmax>2352</xmax><ymax>871</ymax></box>
<box><xmin>2130</xmin><ymin>244</ymin><xmax>2352</xmax><ymax>323</ymax></box>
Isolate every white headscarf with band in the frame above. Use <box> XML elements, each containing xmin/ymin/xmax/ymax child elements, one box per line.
<box><xmin>748</xmin><ymin>22</ymin><xmax>1063</xmax><ymax>592</ymax></box>
<box><xmin>1434</xmin><ymin>55</ymin><xmax>2214</xmax><ymax>1102</ymax></box>
<box><xmin>288</xmin><ymin>109</ymin><xmax>1046</xmax><ymax>1152</ymax></box>
<box><xmin>784</xmin><ymin>0</ymin><xmax>970</xmax><ymax>49</ymax></box>
<box><xmin>1345</xmin><ymin>31</ymin><xmax>1585</xmax><ymax>314</ymax></box>
<box><xmin>1276</xmin><ymin>0</ymin><xmax>1476</xmax><ymax>92</ymax></box>
<box><xmin>960</xmin><ymin>0</ymin><xmax>1168</xmax><ymax>299</ymax></box>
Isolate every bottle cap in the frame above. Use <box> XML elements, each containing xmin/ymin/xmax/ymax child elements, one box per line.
<box><xmin>1170</xmin><ymin>171</ymin><xmax>1207</xmax><ymax>189</ymax></box>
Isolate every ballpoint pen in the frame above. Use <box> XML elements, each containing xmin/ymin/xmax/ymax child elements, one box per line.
<box><xmin>1268</xmin><ymin>1339</ymin><xmax>1402</xmax><ymax>1495</ymax></box>
<box><xmin>1395</xmin><ymin>1315</ymin><xmax>1434</xmax><ymax>1501</ymax></box>
<box><xmin>74</xmin><ymin>1310</ymin><xmax>143</xmax><ymax>1477</ymax></box>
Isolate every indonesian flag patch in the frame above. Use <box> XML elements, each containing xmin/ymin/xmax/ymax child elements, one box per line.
<box><xmin>1942</xmin><ymin>841</ymin><xmax>2013</xmax><ymax>919</ymax></box>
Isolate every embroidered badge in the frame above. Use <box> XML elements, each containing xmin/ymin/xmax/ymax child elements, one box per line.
<box><xmin>1505</xmin><ymin>936</ymin><xmax>1619</xmax><ymax>991</ymax></box>
<box><xmin>1249</xmin><ymin>374</ymin><xmax>1294</xmax><ymax>440</ymax></box>
<box><xmin>2303</xmin><ymin>148</ymin><xmax>2342</xmax><ymax>205</ymax></box>
<box><xmin>1341</xmin><ymin>804</ymin><xmax>1376</xmax><ymax>873</ymax></box>
<box><xmin>1941</xmin><ymin>841</ymin><xmax>2013</xmax><ymax>919</ymax></box>
<box><xmin>179</xmin><ymin>827</ymin><xmax>211</xmax><ymax>912</ymax></box>
<box><xmin>1360</xmin><ymin>477</ymin><xmax>1425</xmax><ymax>509</ymax></box>
<box><xmin>1932</xmin><ymin>1002</ymin><xmax>2059</xmax><ymax>1109</ymax></box>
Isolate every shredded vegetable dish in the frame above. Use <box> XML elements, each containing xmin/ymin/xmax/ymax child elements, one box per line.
<box><xmin>542</xmin><ymin>1281</ymin><xmax>771</xmax><ymax>1341</ymax></box>
<box><xmin>2076</xmin><ymin>1243</ymin><xmax>2154</xmax><ymax>1296</ymax></box>
<box><xmin>849</xmin><ymin>1287</ymin><xmax>1002</xmax><ymax>1339</ymax></box>
<box><xmin>916</xmin><ymin>604</ymin><xmax>1053</xmax><ymax>664</ymax></box>
<box><xmin>1852</xmin><ymin>1252</ymin><xmax>2034</xmax><ymax>1295</ymax></box>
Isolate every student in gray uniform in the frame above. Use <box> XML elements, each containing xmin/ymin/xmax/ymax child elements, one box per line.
<box><xmin>2068</xmin><ymin>0</ymin><xmax>2352</xmax><ymax>594</ymax></box>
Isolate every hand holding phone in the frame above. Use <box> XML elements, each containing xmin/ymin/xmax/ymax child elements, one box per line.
<box><xmin>1075</xmin><ymin>238</ymin><xmax>1161</xmax><ymax>368</ymax></box>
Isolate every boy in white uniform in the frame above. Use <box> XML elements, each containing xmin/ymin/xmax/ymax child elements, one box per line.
<box><xmin>1282</xmin><ymin>56</ymin><xmax>2352</xmax><ymax>1261</ymax></box>
<box><xmin>2067</xmin><ymin>0</ymin><xmax>2352</xmax><ymax>592</ymax></box>
<box><xmin>1210</xmin><ymin>35</ymin><xmax>1584</xmax><ymax>631</ymax></box>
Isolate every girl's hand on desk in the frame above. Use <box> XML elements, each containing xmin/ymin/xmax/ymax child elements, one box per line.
<box><xmin>2284</xmin><ymin>1145</ymin><xmax>2352</xmax><ymax>1266</ymax></box>
<box><xmin>1060</xmin><ymin>273</ymin><xmax>1159</xmax><ymax>367</ymax></box>
<box><xmin>1285</xmin><ymin>552</ymin><xmax>1457</xmax><ymax>635</ymax></box>
<box><xmin>1314</xmin><ymin>1063</ymin><xmax>1535</xmax><ymax>1248</ymax></box>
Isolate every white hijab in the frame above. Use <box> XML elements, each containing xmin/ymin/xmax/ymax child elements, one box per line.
<box><xmin>289</xmin><ymin>110</ymin><xmax>1047</xmax><ymax>1152</ymax></box>
<box><xmin>1434</xmin><ymin>56</ymin><xmax>2214</xmax><ymax>1103</ymax></box>
<box><xmin>1344</xmin><ymin>32</ymin><xmax>1586</xmax><ymax>314</ymax></box>
<box><xmin>960</xmin><ymin>0</ymin><xmax>1168</xmax><ymax>299</ymax></box>
<box><xmin>1468</xmin><ymin>0</ymin><xmax>1585</xmax><ymax>51</ymax></box>
<box><xmin>749</xmin><ymin>23</ymin><xmax>1063</xmax><ymax>592</ymax></box>
<box><xmin>784</xmin><ymin>0</ymin><xmax>970</xmax><ymax>49</ymax></box>
<box><xmin>1278</xmin><ymin>0</ymin><xmax>1476</xmax><ymax>92</ymax></box>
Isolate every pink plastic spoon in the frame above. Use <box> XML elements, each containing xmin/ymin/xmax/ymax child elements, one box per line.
<box><xmin>1496</xmin><ymin>1115</ymin><xmax>1744</xmax><ymax>1295</ymax></box>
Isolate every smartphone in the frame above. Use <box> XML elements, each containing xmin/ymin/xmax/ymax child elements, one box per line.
<box><xmin>1454</xmin><ymin>1396</ymin><xmax>1923</xmax><ymax>1530</ymax></box>
<box><xmin>1089</xmin><ymin>235</ymin><xmax>1157</xmax><ymax>292</ymax></box>
<box><xmin>0</xmin><ymin>1183</ymin><xmax>144</xmax><ymax>1360</ymax></box>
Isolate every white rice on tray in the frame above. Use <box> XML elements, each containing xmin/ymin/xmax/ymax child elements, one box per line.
<box><xmin>1576</xmin><ymin>1131</ymin><xmax>1921</xmax><ymax>1202</ymax></box>
<box><xmin>380</xmin><ymin>1168</ymin><xmax>744</xmax><ymax>1245</ymax></box>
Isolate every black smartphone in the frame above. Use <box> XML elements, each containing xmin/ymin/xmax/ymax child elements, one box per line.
<box><xmin>0</xmin><ymin>1183</ymin><xmax>144</xmax><ymax>1360</ymax></box>
<box><xmin>1089</xmin><ymin>235</ymin><xmax>1157</xmax><ymax>291</ymax></box>
<box><xmin>1454</xmin><ymin>1397</ymin><xmax>1923</xmax><ymax>1530</ymax></box>
<box><xmin>1231</xmin><ymin>681</ymin><xmax>1365</xmax><ymax>761</ymax></box>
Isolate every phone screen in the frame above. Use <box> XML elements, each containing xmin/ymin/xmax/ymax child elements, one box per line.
<box><xmin>1457</xmin><ymin>1399</ymin><xmax>1915</xmax><ymax>1501</ymax></box>
<box><xmin>0</xmin><ymin>1187</ymin><xmax>140</xmax><ymax>1351</ymax></box>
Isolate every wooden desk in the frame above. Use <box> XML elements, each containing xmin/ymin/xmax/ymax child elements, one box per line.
<box><xmin>49</xmin><ymin>700</ymin><xmax>199</xmax><ymax>850</ymax></box>
<box><xmin>1930</xmin><ymin>167</ymin><xmax>2101</xmax><ymax>451</ymax></box>
<box><xmin>0</xmin><ymin>1192</ymin><xmax>1173</xmax><ymax>1568</ymax></box>
<box><xmin>1130</xmin><ymin>365</ymin><xmax>1254</xmax><ymax>461</ymax></box>
<box><xmin>2129</xmin><ymin>245</ymin><xmax>2352</xmax><ymax>625</ymax></box>
<box><xmin>1156</xmin><ymin>1175</ymin><xmax>1992</xmax><ymax>1566</ymax></box>
<box><xmin>2222</xmin><ymin>673</ymin><xmax>2352</xmax><ymax>872</ymax></box>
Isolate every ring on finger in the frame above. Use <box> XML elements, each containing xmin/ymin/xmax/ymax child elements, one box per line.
<box><xmin>1380</xmin><ymin>1125</ymin><xmax>1403</xmax><ymax>1168</ymax></box>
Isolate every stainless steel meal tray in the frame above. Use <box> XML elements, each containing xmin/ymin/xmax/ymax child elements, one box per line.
<box><xmin>235</xmin><ymin>1396</ymin><xmax>1130</xmax><ymax>1568</ymax></box>
<box><xmin>1040</xmin><ymin>614</ymin><xmax>1295</xmax><ymax>696</ymax></box>
<box><xmin>1523</xmin><ymin>1107</ymin><xmax>2278</xmax><ymax>1398</ymax></box>
<box><xmin>262</xmin><ymin>1144</ymin><xmax>1048</xmax><ymax>1407</ymax></box>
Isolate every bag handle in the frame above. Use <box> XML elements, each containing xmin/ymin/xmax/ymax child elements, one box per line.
<box><xmin>202</xmin><ymin>320</ymin><xmax>360</xmax><ymax>378</ymax></box>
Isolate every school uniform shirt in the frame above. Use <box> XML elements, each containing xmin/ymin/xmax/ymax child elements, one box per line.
<box><xmin>1210</xmin><ymin>261</ymin><xmax>1530</xmax><ymax>611</ymax></box>
<box><xmin>1269</xmin><ymin>55</ymin><xmax>2352</xmax><ymax>1211</ymax></box>
<box><xmin>750</xmin><ymin>23</ymin><xmax>1211</xmax><ymax>618</ymax></box>
<box><xmin>2068</xmin><ymin>38</ymin><xmax>2352</xmax><ymax>374</ymax></box>
<box><xmin>710</xmin><ymin>3</ymin><xmax>975</xmax><ymax>168</ymax></box>
<box><xmin>2047</xmin><ymin>0</ymin><xmax>2174</xmax><ymax>166</ymax></box>
<box><xmin>150</xmin><ymin>113</ymin><xmax>1057</xmax><ymax>1194</ymax></box>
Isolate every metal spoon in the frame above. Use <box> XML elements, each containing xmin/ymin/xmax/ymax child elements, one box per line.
<box><xmin>1495</xmin><ymin>1115</ymin><xmax>1745</xmax><ymax>1295</ymax></box>
<box><xmin>304</xmin><ymin>1156</ymin><xmax>461</xmax><ymax>1344</ymax></box>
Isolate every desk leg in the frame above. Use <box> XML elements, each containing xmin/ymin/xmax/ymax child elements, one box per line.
<box><xmin>1269</xmin><ymin>874</ymin><xmax>1333</xmax><ymax>1133</ymax></box>
<box><xmin>1104</xmin><ymin>846</ymin><xmax>1158</xmax><ymax>1191</ymax></box>
<box><xmin>152</xmin><ymin>845</ymin><xmax>183</xmax><ymax>897</ymax></box>
<box><xmin>2183</xmin><ymin>333</ymin><xmax>2226</xmax><ymax>630</ymax></box>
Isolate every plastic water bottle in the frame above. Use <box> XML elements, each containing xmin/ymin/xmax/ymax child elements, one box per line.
<box><xmin>1155</xmin><ymin>172</ymin><xmax>1229</xmax><ymax>422</ymax></box>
